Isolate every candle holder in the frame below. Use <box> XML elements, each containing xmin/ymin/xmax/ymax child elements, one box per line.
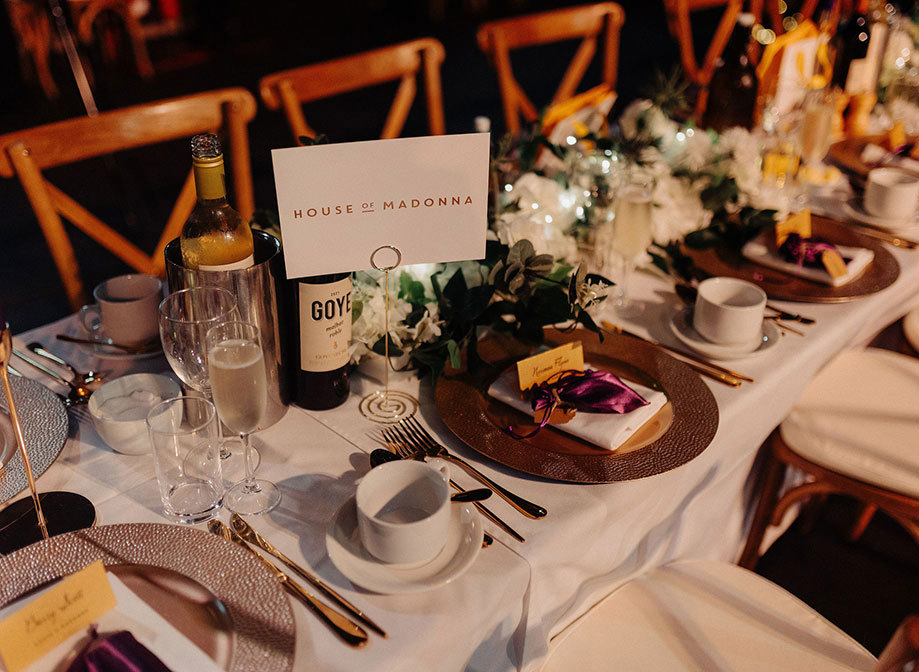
<box><xmin>358</xmin><ymin>245</ymin><xmax>418</xmax><ymax>423</ymax></box>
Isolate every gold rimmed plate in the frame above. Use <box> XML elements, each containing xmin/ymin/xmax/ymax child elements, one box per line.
<box><xmin>0</xmin><ymin>523</ymin><xmax>295</xmax><ymax>672</ymax></box>
<box><xmin>434</xmin><ymin>329</ymin><xmax>719</xmax><ymax>483</ymax></box>
<box><xmin>683</xmin><ymin>216</ymin><xmax>900</xmax><ymax>303</ymax></box>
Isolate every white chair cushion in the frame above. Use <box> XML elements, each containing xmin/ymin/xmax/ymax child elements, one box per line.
<box><xmin>781</xmin><ymin>348</ymin><xmax>919</xmax><ymax>498</ymax></box>
<box><xmin>541</xmin><ymin>559</ymin><xmax>875</xmax><ymax>672</ymax></box>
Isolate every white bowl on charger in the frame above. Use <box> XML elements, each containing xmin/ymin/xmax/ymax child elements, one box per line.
<box><xmin>89</xmin><ymin>373</ymin><xmax>181</xmax><ymax>455</ymax></box>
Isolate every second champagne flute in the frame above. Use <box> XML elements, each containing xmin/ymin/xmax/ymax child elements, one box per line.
<box><xmin>610</xmin><ymin>171</ymin><xmax>654</xmax><ymax>317</ymax></box>
<box><xmin>206</xmin><ymin>321</ymin><xmax>280</xmax><ymax>515</ymax></box>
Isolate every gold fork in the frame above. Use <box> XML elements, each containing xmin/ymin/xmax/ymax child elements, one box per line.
<box><xmin>381</xmin><ymin>427</ymin><xmax>523</xmax><ymax>543</ymax></box>
<box><xmin>398</xmin><ymin>417</ymin><xmax>548</xmax><ymax>519</ymax></box>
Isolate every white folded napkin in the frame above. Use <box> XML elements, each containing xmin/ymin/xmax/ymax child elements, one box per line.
<box><xmin>860</xmin><ymin>143</ymin><xmax>919</xmax><ymax>173</ymax></box>
<box><xmin>486</xmin><ymin>368</ymin><xmax>667</xmax><ymax>451</ymax></box>
<box><xmin>741</xmin><ymin>232</ymin><xmax>874</xmax><ymax>287</ymax></box>
<box><xmin>0</xmin><ymin>573</ymin><xmax>222</xmax><ymax>672</ymax></box>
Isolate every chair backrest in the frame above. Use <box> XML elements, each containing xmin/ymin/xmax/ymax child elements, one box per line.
<box><xmin>749</xmin><ymin>0</ymin><xmax>820</xmax><ymax>36</ymax></box>
<box><xmin>259</xmin><ymin>38</ymin><xmax>446</xmax><ymax>143</ymax></box>
<box><xmin>476</xmin><ymin>2</ymin><xmax>625</xmax><ymax>135</ymax></box>
<box><xmin>875</xmin><ymin>615</ymin><xmax>919</xmax><ymax>672</ymax></box>
<box><xmin>0</xmin><ymin>88</ymin><xmax>257</xmax><ymax>310</ymax></box>
<box><xmin>663</xmin><ymin>0</ymin><xmax>742</xmax><ymax>88</ymax></box>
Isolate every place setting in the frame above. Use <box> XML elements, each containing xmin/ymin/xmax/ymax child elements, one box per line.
<box><xmin>684</xmin><ymin>209</ymin><xmax>901</xmax><ymax>303</ymax></box>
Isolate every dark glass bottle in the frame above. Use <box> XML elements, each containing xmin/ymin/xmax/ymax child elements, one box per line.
<box><xmin>704</xmin><ymin>13</ymin><xmax>758</xmax><ymax>132</ymax></box>
<box><xmin>830</xmin><ymin>0</ymin><xmax>873</xmax><ymax>93</ymax></box>
<box><xmin>291</xmin><ymin>272</ymin><xmax>351</xmax><ymax>410</ymax></box>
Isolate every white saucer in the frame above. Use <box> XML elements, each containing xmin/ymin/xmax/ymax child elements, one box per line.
<box><xmin>904</xmin><ymin>308</ymin><xmax>919</xmax><ymax>353</ymax></box>
<box><xmin>326</xmin><ymin>496</ymin><xmax>483</xmax><ymax>594</ymax></box>
<box><xmin>73</xmin><ymin>325</ymin><xmax>162</xmax><ymax>360</ymax></box>
<box><xmin>842</xmin><ymin>200</ymin><xmax>919</xmax><ymax>233</ymax></box>
<box><xmin>670</xmin><ymin>308</ymin><xmax>781</xmax><ymax>361</ymax></box>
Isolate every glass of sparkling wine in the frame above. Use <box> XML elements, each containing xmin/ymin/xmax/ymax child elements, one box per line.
<box><xmin>610</xmin><ymin>172</ymin><xmax>654</xmax><ymax>317</ymax></box>
<box><xmin>206</xmin><ymin>321</ymin><xmax>280</xmax><ymax>515</ymax></box>
<box><xmin>159</xmin><ymin>286</ymin><xmax>238</xmax><ymax>463</ymax></box>
<box><xmin>799</xmin><ymin>88</ymin><xmax>837</xmax><ymax>171</ymax></box>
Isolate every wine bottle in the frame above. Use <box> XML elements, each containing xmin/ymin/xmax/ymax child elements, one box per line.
<box><xmin>180</xmin><ymin>133</ymin><xmax>255</xmax><ymax>270</ymax></box>
<box><xmin>292</xmin><ymin>273</ymin><xmax>352</xmax><ymax>410</ymax></box>
<box><xmin>830</xmin><ymin>0</ymin><xmax>888</xmax><ymax>95</ymax></box>
<box><xmin>704</xmin><ymin>13</ymin><xmax>758</xmax><ymax>132</ymax></box>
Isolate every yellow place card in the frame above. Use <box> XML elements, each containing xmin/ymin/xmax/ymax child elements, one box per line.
<box><xmin>775</xmin><ymin>209</ymin><xmax>812</xmax><ymax>246</ymax></box>
<box><xmin>821</xmin><ymin>249</ymin><xmax>847</xmax><ymax>279</ymax></box>
<box><xmin>0</xmin><ymin>560</ymin><xmax>117</xmax><ymax>672</ymax></box>
<box><xmin>516</xmin><ymin>342</ymin><xmax>584</xmax><ymax>391</ymax></box>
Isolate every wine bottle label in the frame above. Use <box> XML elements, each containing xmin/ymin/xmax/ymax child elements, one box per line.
<box><xmin>299</xmin><ymin>277</ymin><xmax>352</xmax><ymax>372</ymax></box>
<box><xmin>198</xmin><ymin>253</ymin><xmax>255</xmax><ymax>271</ymax></box>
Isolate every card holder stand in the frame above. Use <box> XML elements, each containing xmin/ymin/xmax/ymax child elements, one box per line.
<box><xmin>358</xmin><ymin>245</ymin><xmax>419</xmax><ymax>423</ymax></box>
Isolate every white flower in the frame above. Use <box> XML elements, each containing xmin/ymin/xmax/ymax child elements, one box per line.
<box><xmin>618</xmin><ymin>99</ymin><xmax>678</xmax><ymax>151</ymax></box>
<box><xmin>885</xmin><ymin>98</ymin><xmax>919</xmax><ymax>135</ymax></box>
<box><xmin>671</xmin><ymin>129</ymin><xmax>714</xmax><ymax>172</ymax></box>
<box><xmin>494</xmin><ymin>210</ymin><xmax>579</xmax><ymax>264</ymax></box>
<box><xmin>650</xmin><ymin>174</ymin><xmax>711</xmax><ymax>244</ymax></box>
<box><xmin>409</xmin><ymin>302</ymin><xmax>443</xmax><ymax>343</ymax></box>
<box><xmin>508</xmin><ymin>172</ymin><xmax>583</xmax><ymax>230</ymax></box>
<box><xmin>349</xmin><ymin>277</ymin><xmax>412</xmax><ymax>364</ymax></box>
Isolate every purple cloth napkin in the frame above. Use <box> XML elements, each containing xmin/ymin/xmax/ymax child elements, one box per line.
<box><xmin>510</xmin><ymin>369</ymin><xmax>648</xmax><ymax>438</ymax></box>
<box><xmin>778</xmin><ymin>233</ymin><xmax>847</xmax><ymax>268</ymax></box>
<box><xmin>66</xmin><ymin>627</ymin><xmax>173</xmax><ymax>672</ymax></box>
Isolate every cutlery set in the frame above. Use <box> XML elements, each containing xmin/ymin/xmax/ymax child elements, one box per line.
<box><xmin>208</xmin><ymin>514</ymin><xmax>392</xmax><ymax>647</ymax></box>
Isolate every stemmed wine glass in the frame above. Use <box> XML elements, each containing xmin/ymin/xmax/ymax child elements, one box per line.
<box><xmin>158</xmin><ymin>287</ymin><xmax>239</xmax><ymax>465</ymax></box>
<box><xmin>609</xmin><ymin>170</ymin><xmax>654</xmax><ymax>317</ymax></box>
<box><xmin>206</xmin><ymin>320</ymin><xmax>280</xmax><ymax>515</ymax></box>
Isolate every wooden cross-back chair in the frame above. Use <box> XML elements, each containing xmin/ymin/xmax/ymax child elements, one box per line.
<box><xmin>0</xmin><ymin>88</ymin><xmax>256</xmax><ymax>311</ymax></box>
<box><xmin>663</xmin><ymin>0</ymin><xmax>742</xmax><ymax>93</ymax></box>
<box><xmin>259</xmin><ymin>38</ymin><xmax>446</xmax><ymax>143</ymax></box>
<box><xmin>476</xmin><ymin>2</ymin><xmax>625</xmax><ymax>135</ymax></box>
<box><xmin>750</xmin><ymin>0</ymin><xmax>820</xmax><ymax>36</ymax></box>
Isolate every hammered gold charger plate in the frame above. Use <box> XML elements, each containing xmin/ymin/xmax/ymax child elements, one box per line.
<box><xmin>0</xmin><ymin>523</ymin><xmax>295</xmax><ymax>672</ymax></box>
<box><xmin>684</xmin><ymin>216</ymin><xmax>900</xmax><ymax>303</ymax></box>
<box><xmin>434</xmin><ymin>329</ymin><xmax>719</xmax><ymax>483</ymax></box>
<box><xmin>828</xmin><ymin>134</ymin><xmax>919</xmax><ymax>179</ymax></box>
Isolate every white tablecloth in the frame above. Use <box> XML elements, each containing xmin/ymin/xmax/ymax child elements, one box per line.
<box><xmin>6</xmin><ymin>233</ymin><xmax>919</xmax><ymax>671</ymax></box>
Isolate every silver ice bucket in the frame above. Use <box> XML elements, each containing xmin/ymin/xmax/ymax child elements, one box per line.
<box><xmin>164</xmin><ymin>231</ymin><xmax>289</xmax><ymax>429</ymax></box>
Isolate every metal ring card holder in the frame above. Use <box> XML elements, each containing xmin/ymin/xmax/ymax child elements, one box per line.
<box><xmin>358</xmin><ymin>245</ymin><xmax>419</xmax><ymax>423</ymax></box>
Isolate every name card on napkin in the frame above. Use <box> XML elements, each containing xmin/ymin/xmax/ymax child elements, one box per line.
<box><xmin>516</xmin><ymin>342</ymin><xmax>584</xmax><ymax>391</ymax></box>
<box><xmin>0</xmin><ymin>561</ymin><xmax>117</xmax><ymax>672</ymax></box>
<box><xmin>272</xmin><ymin>134</ymin><xmax>490</xmax><ymax>278</ymax></box>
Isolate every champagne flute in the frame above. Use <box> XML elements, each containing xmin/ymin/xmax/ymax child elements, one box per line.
<box><xmin>206</xmin><ymin>321</ymin><xmax>280</xmax><ymax>515</ymax></box>
<box><xmin>158</xmin><ymin>287</ymin><xmax>239</xmax><ymax>462</ymax></box>
<box><xmin>798</xmin><ymin>87</ymin><xmax>837</xmax><ymax>179</ymax></box>
<box><xmin>610</xmin><ymin>171</ymin><xmax>654</xmax><ymax>317</ymax></box>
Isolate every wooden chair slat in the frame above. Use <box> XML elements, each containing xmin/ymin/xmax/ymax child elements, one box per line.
<box><xmin>477</xmin><ymin>2</ymin><xmax>625</xmax><ymax>135</ymax></box>
<box><xmin>0</xmin><ymin>88</ymin><xmax>258</xmax><ymax>311</ymax></box>
<box><xmin>259</xmin><ymin>38</ymin><xmax>446</xmax><ymax>142</ymax></box>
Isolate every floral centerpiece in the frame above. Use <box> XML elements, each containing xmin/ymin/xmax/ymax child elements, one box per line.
<box><xmin>342</xmin><ymin>81</ymin><xmax>782</xmax><ymax>380</ymax></box>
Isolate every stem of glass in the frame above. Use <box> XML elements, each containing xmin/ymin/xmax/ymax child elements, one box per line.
<box><xmin>240</xmin><ymin>432</ymin><xmax>260</xmax><ymax>493</ymax></box>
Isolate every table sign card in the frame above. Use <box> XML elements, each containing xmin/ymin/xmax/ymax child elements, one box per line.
<box><xmin>272</xmin><ymin>134</ymin><xmax>491</xmax><ymax>278</ymax></box>
<box><xmin>0</xmin><ymin>560</ymin><xmax>116</xmax><ymax>672</ymax></box>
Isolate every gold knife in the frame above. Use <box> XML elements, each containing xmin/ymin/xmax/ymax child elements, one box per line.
<box><xmin>230</xmin><ymin>514</ymin><xmax>386</xmax><ymax>638</ymax></box>
<box><xmin>843</xmin><ymin>221</ymin><xmax>919</xmax><ymax>249</ymax></box>
<box><xmin>207</xmin><ymin>520</ymin><xmax>369</xmax><ymax>648</ymax></box>
<box><xmin>602</xmin><ymin>321</ymin><xmax>754</xmax><ymax>382</ymax></box>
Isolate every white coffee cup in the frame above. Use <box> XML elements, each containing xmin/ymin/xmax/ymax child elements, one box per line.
<box><xmin>356</xmin><ymin>459</ymin><xmax>451</xmax><ymax>565</ymax></box>
<box><xmin>80</xmin><ymin>274</ymin><xmax>162</xmax><ymax>346</ymax></box>
<box><xmin>693</xmin><ymin>277</ymin><xmax>766</xmax><ymax>349</ymax></box>
<box><xmin>864</xmin><ymin>167</ymin><xmax>919</xmax><ymax>221</ymax></box>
